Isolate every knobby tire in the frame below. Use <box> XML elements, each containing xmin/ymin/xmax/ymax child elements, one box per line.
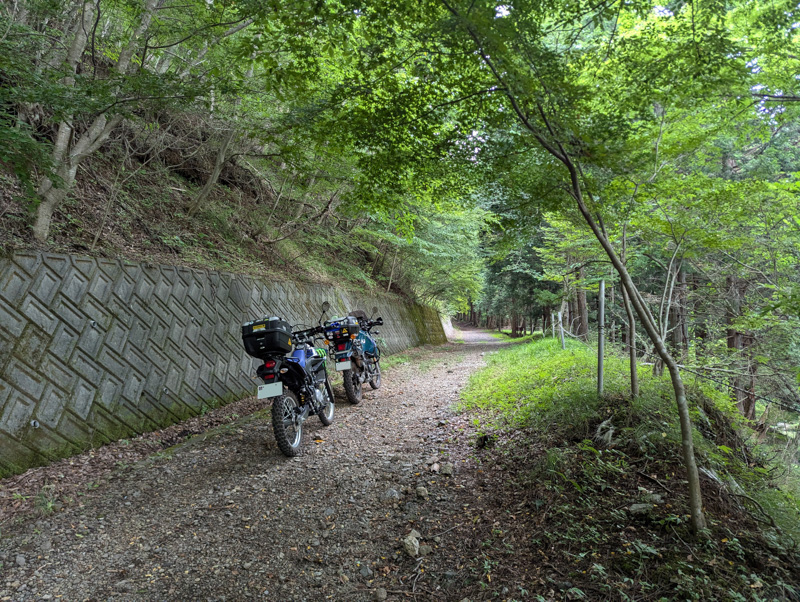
<box><xmin>317</xmin><ymin>379</ymin><xmax>335</xmax><ymax>425</ymax></box>
<box><xmin>368</xmin><ymin>357</ymin><xmax>381</xmax><ymax>390</ymax></box>
<box><xmin>342</xmin><ymin>368</ymin><xmax>362</xmax><ymax>404</ymax></box>
<box><xmin>272</xmin><ymin>390</ymin><xmax>303</xmax><ymax>457</ymax></box>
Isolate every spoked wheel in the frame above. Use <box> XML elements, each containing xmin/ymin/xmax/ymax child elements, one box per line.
<box><xmin>317</xmin><ymin>379</ymin><xmax>335</xmax><ymax>426</ymax></box>
<box><xmin>368</xmin><ymin>358</ymin><xmax>381</xmax><ymax>390</ymax></box>
<box><xmin>342</xmin><ymin>368</ymin><xmax>363</xmax><ymax>404</ymax></box>
<box><xmin>272</xmin><ymin>390</ymin><xmax>303</xmax><ymax>457</ymax></box>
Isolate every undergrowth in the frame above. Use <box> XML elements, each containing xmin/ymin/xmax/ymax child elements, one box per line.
<box><xmin>0</xmin><ymin>141</ymin><xmax>408</xmax><ymax>298</ymax></box>
<box><xmin>458</xmin><ymin>338</ymin><xmax>800</xmax><ymax>600</ymax></box>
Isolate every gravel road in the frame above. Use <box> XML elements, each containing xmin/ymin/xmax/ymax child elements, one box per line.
<box><xmin>0</xmin><ymin>327</ymin><xmax>509</xmax><ymax>601</ymax></box>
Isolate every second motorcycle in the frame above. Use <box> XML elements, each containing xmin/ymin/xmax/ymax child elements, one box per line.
<box><xmin>324</xmin><ymin>307</ymin><xmax>383</xmax><ymax>404</ymax></box>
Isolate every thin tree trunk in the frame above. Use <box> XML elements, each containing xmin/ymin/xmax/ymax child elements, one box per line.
<box><xmin>620</xmin><ymin>226</ymin><xmax>639</xmax><ymax>398</ymax></box>
<box><xmin>694</xmin><ymin>280</ymin><xmax>708</xmax><ymax>352</ymax></box>
<box><xmin>621</xmin><ymin>286</ymin><xmax>639</xmax><ymax>399</ymax></box>
<box><xmin>744</xmin><ymin>362</ymin><xmax>757</xmax><ymax>421</ymax></box>
<box><xmin>726</xmin><ymin>276</ymin><xmax>750</xmax><ymax>418</ymax></box>
<box><xmin>189</xmin><ymin>58</ymin><xmax>254</xmax><ymax>217</ymax></box>
<box><xmin>265</xmin><ymin>173</ymin><xmax>292</xmax><ymax>227</ymax></box>
<box><xmin>187</xmin><ymin>126</ymin><xmax>236</xmax><ymax>216</ymax></box>
<box><xmin>577</xmin><ymin>267</ymin><xmax>589</xmax><ymax>339</ymax></box>
<box><xmin>674</xmin><ymin>269</ymin><xmax>689</xmax><ymax>360</ymax></box>
<box><xmin>370</xmin><ymin>241</ymin><xmax>387</xmax><ymax>277</ymax></box>
<box><xmin>91</xmin><ymin>138</ymin><xmax>155</xmax><ymax>250</ymax></box>
<box><xmin>567</xmin><ymin>296</ymin><xmax>576</xmax><ymax>335</ymax></box>
<box><xmin>609</xmin><ymin>282</ymin><xmax>616</xmax><ymax>344</ymax></box>
<box><xmin>386</xmin><ymin>247</ymin><xmax>399</xmax><ymax>292</ymax></box>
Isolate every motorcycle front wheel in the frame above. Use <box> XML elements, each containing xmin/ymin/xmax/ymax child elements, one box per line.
<box><xmin>342</xmin><ymin>368</ymin><xmax>363</xmax><ymax>404</ymax></box>
<box><xmin>272</xmin><ymin>390</ymin><xmax>303</xmax><ymax>457</ymax></box>
<box><xmin>317</xmin><ymin>379</ymin><xmax>335</xmax><ymax>425</ymax></box>
<box><xmin>368</xmin><ymin>358</ymin><xmax>381</xmax><ymax>390</ymax></box>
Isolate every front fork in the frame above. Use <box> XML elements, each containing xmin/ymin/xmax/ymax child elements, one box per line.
<box><xmin>358</xmin><ymin>352</ymin><xmax>379</xmax><ymax>383</ymax></box>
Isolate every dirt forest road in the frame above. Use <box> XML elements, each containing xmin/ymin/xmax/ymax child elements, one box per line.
<box><xmin>0</xmin><ymin>327</ymin><xmax>513</xmax><ymax>601</ymax></box>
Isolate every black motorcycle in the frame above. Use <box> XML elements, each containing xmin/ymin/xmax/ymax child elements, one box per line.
<box><xmin>324</xmin><ymin>307</ymin><xmax>383</xmax><ymax>404</ymax></box>
<box><xmin>242</xmin><ymin>302</ymin><xmax>336</xmax><ymax>457</ymax></box>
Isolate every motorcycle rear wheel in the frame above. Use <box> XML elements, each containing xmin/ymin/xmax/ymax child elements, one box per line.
<box><xmin>317</xmin><ymin>379</ymin><xmax>335</xmax><ymax>425</ymax></box>
<box><xmin>272</xmin><ymin>390</ymin><xmax>303</xmax><ymax>457</ymax></box>
<box><xmin>342</xmin><ymin>368</ymin><xmax>363</xmax><ymax>404</ymax></box>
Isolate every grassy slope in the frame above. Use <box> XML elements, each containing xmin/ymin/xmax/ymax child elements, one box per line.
<box><xmin>0</xmin><ymin>144</ymin><xmax>392</xmax><ymax>294</ymax></box>
<box><xmin>459</xmin><ymin>337</ymin><xmax>800</xmax><ymax>600</ymax></box>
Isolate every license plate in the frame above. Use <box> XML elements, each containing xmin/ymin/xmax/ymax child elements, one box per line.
<box><xmin>257</xmin><ymin>382</ymin><xmax>283</xmax><ymax>399</ymax></box>
<box><xmin>335</xmin><ymin>361</ymin><xmax>352</xmax><ymax>372</ymax></box>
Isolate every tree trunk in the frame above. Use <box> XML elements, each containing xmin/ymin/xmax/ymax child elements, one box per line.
<box><xmin>621</xmin><ymin>286</ymin><xmax>639</xmax><ymax>399</ymax></box>
<box><xmin>743</xmin><ymin>363</ymin><xmax>757</xmax><ymax>421</ymax></box>
<box><xmin>33</xmin><ymin>0</ymin><xmax>160</xmax><ymax>242</ymax></box>
<box><xmin>670</xmin><ymin>269</ymin><xmax>689</xmax><ymax>361</ymax></box>
<box><xmin>386</xmin><ymin>247</ymin><xmax>399</xmax><ymax>292</ymax></box>
<box><xmin>187</xmin><ymin>126</ymin><xmax>236</xmax><ymax>216</ymax></box>
<box><xmin>577</xmin><ymin>267</ymin><xmax>589</xmax><ymax>339</ymax></box>
<box><xmin>571</xmin><ymin>186</ymin><xmax>705</xmax><ymax>533</ymax></box>
<box><xmin>371</xmin><ymin>241</ymin><xmax>387</xmax><ymax>277</ymax></box>
<box><xmin>33</xmin><ymin>0</ymin><xmax>95</xmax><ymax>242</ymax></box>
<box><xmin>691</xmin><ymin>273</ymin><xmax>708</xmax><ymax>352</ymax></box>
<box><xmin>567</xmin><ymin>297</ymin><xmax>576</xmax><ymax>335</ymax></box>
<box><xmin>35</xmin><ymin>112</ymin><xmax>121</xmax><ymax>241</ymax></box>
<box><xmin>33</xmin><ymin>182</ymin><xmax>68</xmax><ymax>243</ymax></box>
<box><xmin>726</xmin><ymin>276</ymin><xmax>752</xmax><ymax>418</ymax></box>
<box><xmin>622</xmin><ymin>321</ymin><xmax>628</xmax><ymax>352</ymax></box>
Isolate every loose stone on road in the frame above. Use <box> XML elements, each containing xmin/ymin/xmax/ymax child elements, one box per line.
<box><xmin>0</xmin><ymin>327</ymin><xmax>507</xmax><ymax>601</ymax></box>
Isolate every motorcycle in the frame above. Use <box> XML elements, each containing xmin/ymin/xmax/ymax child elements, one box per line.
<box><xmin>324</xmin><ymin>306</ymin><xmax>383</xmax><ymax>404</ymax></box>
<box><xmin>241</xmin><ymin>302</ymin><xmax>336</xmax><ymax>457</ymax></box>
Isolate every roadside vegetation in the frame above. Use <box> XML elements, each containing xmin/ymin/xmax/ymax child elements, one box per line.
<box><xmin>460</xmin><ymin>336</ymin><xmax>800</xmax><ymax>599</ymax></box>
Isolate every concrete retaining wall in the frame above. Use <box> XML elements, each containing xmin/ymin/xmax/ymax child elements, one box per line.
<box><xmin>0</xmin><ymin>251</ymin><xmax>446</xmax><ymax>477</ymax></box>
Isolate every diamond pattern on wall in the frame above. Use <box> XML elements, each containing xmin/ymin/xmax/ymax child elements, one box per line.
<box><xmin>0</xmin><ymin>251</ymin><xmax>446</xmax><ymax>477</ymax></box>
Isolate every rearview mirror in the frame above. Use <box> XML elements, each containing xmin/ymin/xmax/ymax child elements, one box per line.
<box><xmin>322</xmin><ymin>301</ymin><xmax>330</xmax><ymax>313</ymax></box>
<box><xmin>371</xmin><ymin>306</ymin><xmax>378</xmax><ymax>315</ymax></box>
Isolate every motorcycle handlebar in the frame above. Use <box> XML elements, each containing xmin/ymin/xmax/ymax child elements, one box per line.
<box><xmin>296</xmin><ymin>318</ymin><xmax>382</xmax><ymax>340</ymax></box>
<box><xmin>292</xmin><ymin>325</ymin><xmax>325</xmax><ymax>341</ymax></box>
<box><xmin>365</xmin><ymin>317</ymin><xmax>383</xmax><ymax>329</ymax></box>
